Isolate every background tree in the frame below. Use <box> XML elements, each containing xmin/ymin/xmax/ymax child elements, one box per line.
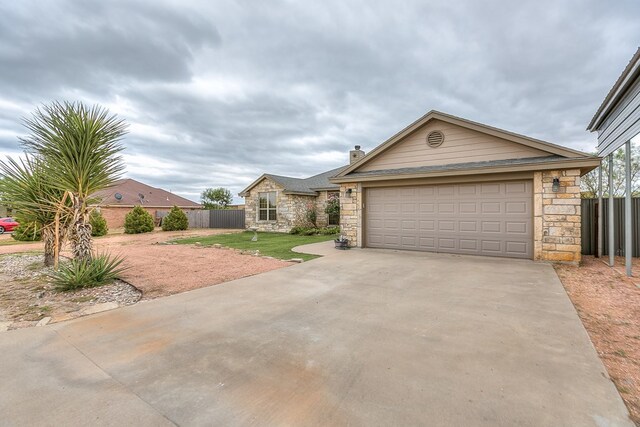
<box><xmin>581</xmin><ymin>145</ymin><xmax>640</xmax><ymax>198</ymax></box>
<box><xmin>201</xmin><ymin>187</ymin><xmax>233</xmax><ymax>209</ymax></box>
<box><xmin>20</xmin><ymin>101</ymin><xmax>127</xmax><ymax>261</ymax></box>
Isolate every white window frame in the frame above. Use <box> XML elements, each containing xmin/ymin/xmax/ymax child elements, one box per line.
<box><xmin>257</xmin><ymin>191</ymin><xmax>277</xmax><ymax>221</ymax></box>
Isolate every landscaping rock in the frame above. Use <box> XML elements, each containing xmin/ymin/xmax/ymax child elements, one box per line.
<box><xmin>290</xmin><ymin>258</ymin><xmax>304</xmax><ymax>263</ymax></box>
<box><xmin>36</xmin><ymin>317</ymin><xmax>51</xmax><ymax>327</ymax></box>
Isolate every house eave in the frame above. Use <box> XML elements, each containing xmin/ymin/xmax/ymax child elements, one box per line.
<box><xmin>588</xmin><ymin>47</ymin><xmax>640</xmax><ymax>131</ymax></box>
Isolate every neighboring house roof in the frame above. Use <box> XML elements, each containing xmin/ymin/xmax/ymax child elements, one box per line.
<box><xmin>588</xmin><ymin>47</ymin><xmax>640</xmax><ymax>131</ymax></box>
<box><xmin>239</xmin><ymin>166</ymin><xmax>346</xmax><ymax>197</ymax></box>
<box><xmin>332</xmin><ymin>110</ymin><xmax>598</xmax><ymax>182</ymax></box>
<box><xmin>92</xmin><ymin>178</ymin><xmax>202</xmax><ymax>208</ymax></box>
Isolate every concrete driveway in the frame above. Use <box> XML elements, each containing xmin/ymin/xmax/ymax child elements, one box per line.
<box><xmin>0</xmin><ymin>244</ymin><xmax>632</xmax><ymax>426</ymax></box>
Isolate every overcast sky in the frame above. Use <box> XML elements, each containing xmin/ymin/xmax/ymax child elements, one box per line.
<box><xmin>0</xmin><ymin>1</ymin><xmax>639</xmax><ymax>203</ymax></box>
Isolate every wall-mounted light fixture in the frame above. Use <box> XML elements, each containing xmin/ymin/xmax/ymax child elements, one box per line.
<box><xmin>345</xmin><ymin>188</ymin><xmax>353</xmax><ymax>197</ymax></box>
<box><xmin>552</xmin><ymin>177</ymin><xmax>560</xmax><ymax>193</ymax></box>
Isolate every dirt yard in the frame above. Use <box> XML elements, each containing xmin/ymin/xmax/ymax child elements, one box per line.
<box><xmin>555</xmin><ymin>256</ymin><xmax>640</xmax><ymax>425</ymax></box>
<box><xmin>0</xmin><ymin>229</ymin><xmax>294</xmax><ymax>329</ymax></box>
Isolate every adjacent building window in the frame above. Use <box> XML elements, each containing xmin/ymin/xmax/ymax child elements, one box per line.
<box><xmin>258</xmin><ymin>192</ymin><xmax>277</xmax><ymax>221</ymax></box>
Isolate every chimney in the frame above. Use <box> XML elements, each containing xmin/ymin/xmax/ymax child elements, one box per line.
<box><xmin>349</xmin><ymin>145</ymin><xmax>365</xmax><ymax>164</ymax></box>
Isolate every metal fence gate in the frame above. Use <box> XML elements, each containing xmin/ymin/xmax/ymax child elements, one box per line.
<box><xmin>581</xmin><ymin>198</ymin><xmax>640</xmax><ymax>256</ymax></box>
<box><xmin>209</xmin><ymin>209</ymin><xmax>245</xmax><ymax>229</ymax></box>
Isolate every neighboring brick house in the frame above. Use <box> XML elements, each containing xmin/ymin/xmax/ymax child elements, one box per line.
<box><xmin>239</xmin><ymin>166</ymin><xmax>347</xmax><ymax>233</ymax></box>
<box><xmin>92</xmin><ymin>178</ymin><xmax>202</xmax><ymax>228</ymax></box>
<box><xmin>329</xmin><ymin>110</ymin><xmax>600</xmax><ymax>263</ymax></box>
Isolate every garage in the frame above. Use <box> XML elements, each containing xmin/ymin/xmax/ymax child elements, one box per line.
<box><xmin>365</xmin><ymin>181</ymin><xmax>533</xmax><ymax>259</ymax></box>
<box><xmin>330</xmin><ymin>110</ymin><xmax>600</xmax><ymax>263</ymax></box>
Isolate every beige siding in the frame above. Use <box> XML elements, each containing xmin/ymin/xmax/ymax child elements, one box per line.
<box><xmin>359</xmin><ymin>119</ymin><xmax>549</xmax><ymax>172</ymax></box>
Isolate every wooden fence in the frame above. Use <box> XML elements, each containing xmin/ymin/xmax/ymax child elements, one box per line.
<box><xmin>156</xmin><ymin>209</ymin><xmax>245</xmax><ymax>229</ymax></box>
<box><xmin>581</xmin><ymin>198</ymin><xmax>640</xmax><ymax>256</ymax></box>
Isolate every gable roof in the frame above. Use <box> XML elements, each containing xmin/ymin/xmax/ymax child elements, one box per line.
<box><xmin>333</xmin><ymin>110</ymin><xmax>595</xmax><ymax>180</ymax></box>
<box><xmin>588</xmin><ymin>47</ymin><xmax>640</xmax><ymax>131</ymax></box>
<box><xmin>239</xmin><ymin>166</ymin><xmax>346</xmax><ymax>197</ymax></box>
<box><xmin>92</xmin><ymin>178</ymin><xmax>201</xmax><ymax>208</ymax></box>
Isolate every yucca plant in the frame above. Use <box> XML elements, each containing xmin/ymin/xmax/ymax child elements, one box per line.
<box><xmin>50</xmin><ymin>252</ymin><xmax>128</xmax><ymax>292</ymax></box>
<box><xmin>0</xmin><ymin>155</ymin><xmax>70</xmax><ymax>266</ymax></box>
<box><xmin>20</xmin><ymin>101</ymin><xmax>127</xmax><ymax>261</ymax></box>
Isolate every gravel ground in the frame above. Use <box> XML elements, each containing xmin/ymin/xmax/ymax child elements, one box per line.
<box><xmin>0</xmin><ymin>254</ymin><xmax>141</xmax><ymax>330</ymax></box>
<box><xmin>0</xmin><ymin>229</ymin><xmax>294</xmax><ymax>327</ymax></box>
<box><xmin>555</xmin><ymin>256</ymin><xmax>640</xmax><ymax>425</ymax></box>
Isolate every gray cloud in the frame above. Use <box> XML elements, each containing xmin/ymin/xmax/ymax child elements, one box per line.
<box><xmin>0</xmin><ymin>0</ymin><xmax>639</xmax><ymax>203</ymax></box>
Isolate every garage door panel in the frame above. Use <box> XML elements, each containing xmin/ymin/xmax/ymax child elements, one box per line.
<box><xmin>459</xmin><ymin>202</ymin><xmax>477</xmax><ymax>214</ymax></box>
<box><xmin>506</xmin><ymin>201</ymin><xmax>528</xmax><ymax>214</ymax></box>
<box><xmin>506</xmin><ymin>221</ymin><xmax>528</xmax><ymax>234</ymax></box>
<box><xmin>459</xmin><ymin>239</ymin><xmax>478</xmax><ymax>250</ymax></box>
<box><xmin>459</xmin><ymin>221</ymin><xmax>477</xmax><ymax>232</ymax></box>
<box><xmin>366</xmin><ymin>181</ymin><xmax>532</xmax><ymax>259</ymax></box>
<box><xmin>438</xmin><ymin>220</ymin><xmax>456</xmax><ymax>232</ymax></box>
<box><xmin>481</xmin><ymin>202</ymin><xmax>502</xmax><ymax>214</ymax></box>
<box><xmin>481</xmin><ymin>221</ymin><xmax>501</xmax><ymax>233</ymax></box>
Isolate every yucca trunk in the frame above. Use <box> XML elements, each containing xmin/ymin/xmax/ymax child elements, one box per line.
<box><xmin>70</xmin><ymin>195</ymin><xmax>93</xmax><ymax>261</ymax></box>
<box><xmin>42</xmin><ymin>226</ymin><xmax>56</xmax><ymax>267</ymax></box>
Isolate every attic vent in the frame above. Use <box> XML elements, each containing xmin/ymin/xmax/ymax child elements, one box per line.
<box><xmin>426</xmin><ymin>130</ymin><xmax>445</xmax><ymax>148</ymax></box>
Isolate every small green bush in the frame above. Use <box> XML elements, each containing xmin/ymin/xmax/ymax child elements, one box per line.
<box><xmin>51</xmin><ymin>252</ymin><xmax>128</xmax><ymax>292</ymax></box>
<box><xmin>124</xmin><ymin>206</ymin><xmax>155</xmax><ymax>234</ymax></box>
<box><xmin>161</xmin><ymin>206</ymin><xmax>189</xmax><ymax>231</ymax></box>
<box><xmin>90</xmin><ymin>210</ymin><xmax>108</xmax><ymax>237</ymax></box>
<box><xmin>289</xmin><ymin>226</ymin><xmax>340</xmax><ymax>236</ymax></box>
<box><xmin>11</xmin><ymin>222</ymin><xmax>42</xmax><ymax>241</ymax></box>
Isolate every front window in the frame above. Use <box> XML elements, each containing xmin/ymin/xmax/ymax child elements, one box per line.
<box><xmin>258</xmin><ymin>192</ymin><xmax>277</xmax><ymax>221</ymax></box>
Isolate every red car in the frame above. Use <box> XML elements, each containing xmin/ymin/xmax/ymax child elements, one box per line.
<box><xmin>0</xmin><ymin>217</ymin><xmax>19</xmax><ymax>234</ymax></box>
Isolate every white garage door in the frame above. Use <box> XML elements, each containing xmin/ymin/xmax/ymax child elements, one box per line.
<box><xmin>365</xmin><ymin>181</ymin><xmax>533</xmax><ymax>259</ymax></box>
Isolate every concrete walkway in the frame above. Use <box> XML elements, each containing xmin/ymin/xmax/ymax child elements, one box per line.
<box><xmin>0</xmin><ymin>244</ymin><xmax>632</xmax><ymax>426</ymax></box>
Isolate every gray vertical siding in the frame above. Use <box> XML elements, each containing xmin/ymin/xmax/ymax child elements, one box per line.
<box><xmin>209</xmin><ymin>209</ymin><xmax>245</xmax><ymax>229</ymax></box>
<box><xmin>597</xmin><ymin>78</ymin><xmax>640</xmax><ymax>157</ymax></box>
<box><xmin>582</xmin><ymin>198</ymin><xmax>640</xmax><ymax>256</ymax></box>
<box><xmin>156</xmin><ymin>209</ymin><xmax>245</xmax><ymax>229</ymax></box>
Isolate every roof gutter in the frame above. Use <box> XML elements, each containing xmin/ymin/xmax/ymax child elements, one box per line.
<box><xmin>329</xmin><ymin>157</ymin><xmax>601</xmax><ymax>183</ymax></box>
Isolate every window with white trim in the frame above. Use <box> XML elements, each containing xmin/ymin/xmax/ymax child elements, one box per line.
<box><xmin>258</xmin><ymin>192</ymin><xmax>277</xmax><ymax>221</ymax></box>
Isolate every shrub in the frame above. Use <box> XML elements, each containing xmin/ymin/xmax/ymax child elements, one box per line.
<box><xmin>289</xmin><ymin>226</ymin><xmax>340</xmax><ymax>236</ymax></box>
<box><xmin>51</xmin><ymin>252</ymin><xmax>128</xmax><ymax>292</ymax></box>
<box><xmin>124</xmin><ymin>206</ymin><xmax>154</xmax><ymax>234</ymax></box>
<box><xmin>11</xmin><ymin>222</ymin><xmax>42</xmax><ymax>241</ymax></box>
<box><xmin>161</xmin><ymin>206</ymin><xmax>189</xmax><ymax>231</ymax></box>
<box><xmin>90</xmin><ymin>210</ymin><xmax>108</xmax><ymax>237</ymax></box>
<box><xmin>320</xmin><ymin>226</ymin><xmax>341</xmax><ymax>235</ymax></box>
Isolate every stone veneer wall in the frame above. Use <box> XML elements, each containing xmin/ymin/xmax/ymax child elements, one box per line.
<box><xmin>533</xmin><ymin>169</ymin><xmax>582</xmax><ymax>263</ymax></box>
<box><xmin>244</xmin><ymin>179</ymin><xmax>322</xmax><ymax>232</ymax></box>
<box><xmin>339</xmin><ymin>183</ymin><xmax>362</xmax><ymax>246</ymax></box>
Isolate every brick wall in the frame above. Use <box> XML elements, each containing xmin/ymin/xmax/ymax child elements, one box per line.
<box><xmin>533</xmin><ymin>169</ymin><xmax>582</xmax><ymax>263</ymax></box>
<box><xmin>98</xmin><ymin>206</ymin><xmax>200</xmax><ymax>229</ymax></box>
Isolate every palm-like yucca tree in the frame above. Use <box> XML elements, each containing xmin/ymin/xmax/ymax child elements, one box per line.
<box><xmin>0</xmin><ymin>155</ymin><xmax>70</xmax><ymax>266</ymax></box>
<box><xmin>20</xmin><ymin>101</ymin><xmax>127</xmax><ymax>261</ymax></box>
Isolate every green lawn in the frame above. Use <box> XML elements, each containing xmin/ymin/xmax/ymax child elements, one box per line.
<box><xmin>173</xmin><ymin>231</ymin><xmax>336</xmax><ymax>261</ymax></box>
